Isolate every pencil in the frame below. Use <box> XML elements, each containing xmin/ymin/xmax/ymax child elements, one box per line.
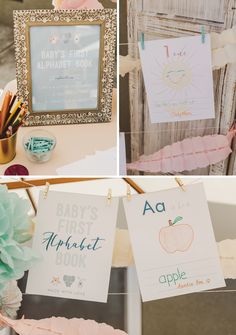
<box><xmin>3</xmin><ymin>98</ymin><xmax>23</xmax><ymax>131</ymax></box>
<box><xmin>3</xmin><ymin>94</ymin><xmax>17</xmax><ymax>131</ymax></box>
<box><xmin>0</xmin><ymin>91</ymin><xmax>12</xmax><ymax>134</ymax></box>
<box><xmin>12</xmin><ymin>108</ymin><xmax>26</xmax><ymax>126</ymax></box>
<box><xmin>12</xmin><ymin>112</ymin><xmax>29</xmax><ymax>134</ymax></box>
<box><xmin>0</xmin><ymin>93</ymin><xmax>29</xmax><ymax>139</ymax></box>
<box><xmin>7</xmin><ymin>94</ymin><xmax>16</xmax><ymax>115</ymax></box>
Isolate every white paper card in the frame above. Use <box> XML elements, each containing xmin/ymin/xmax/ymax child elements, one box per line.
<box><xmin>26</xmin><ymin>191</ymin><xmax>119</xmax><ymax>302</ymax></box>
<box><xmin>56</xmin><ymin>147</ymin><xmax>117</xmax><ymax>176</ymax></box>
<box><xmin>139</xmin><ymin>35</ymin><xmax>215</xmax><ymax>123</ymax></box>
<box><xmin>123</xmin><ymin>183</ymin><xmax>225</xmax><ymax>302</ymax></box>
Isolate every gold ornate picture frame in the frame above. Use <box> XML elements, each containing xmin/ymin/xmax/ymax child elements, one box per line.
<box><xmin>13</xmin><ymin>9</ymin><xmax>116</xmax><ymax>126</ymax></box>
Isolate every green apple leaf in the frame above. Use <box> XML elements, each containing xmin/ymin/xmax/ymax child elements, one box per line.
<box><xmin>173</xmin><ymin>216</ymin><xmax>183</xmax><ymax>225</ymax></box>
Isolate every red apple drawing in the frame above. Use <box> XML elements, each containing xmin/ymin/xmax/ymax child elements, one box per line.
<box><xmin>159</xmin><ymin>216</ymin><xmax>194</xmax><ymax>253</ymax></box>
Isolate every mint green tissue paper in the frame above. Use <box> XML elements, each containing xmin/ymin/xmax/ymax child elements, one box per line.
<box><xmin>0</xmin><ymin>185</ymin><xmax>38</xmax><ymax>294</ymax></box>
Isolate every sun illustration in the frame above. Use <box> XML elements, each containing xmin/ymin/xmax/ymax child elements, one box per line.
<box><xmin>162</xmin><ymin>60</ymin><xmax>192</xmax><ymax>90</ymax></box>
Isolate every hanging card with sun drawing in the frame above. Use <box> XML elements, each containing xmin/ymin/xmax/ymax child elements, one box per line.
<box><xmin>139</xmin><ymin>35</ymin><xmax>215</xmax><ymax>123</ymax></box>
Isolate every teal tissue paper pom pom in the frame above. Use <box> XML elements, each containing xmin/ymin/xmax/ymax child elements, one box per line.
<box><xmin>0</xmin><ymin>185</ymin><xmax>38</xmax><ymax>293</ymax></box>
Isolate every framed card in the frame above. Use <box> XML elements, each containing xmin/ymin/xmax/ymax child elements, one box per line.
<box><xmin>13</xmin><ymin>9</ymin><xmax>116</xmax><ymax>126</ymax></box>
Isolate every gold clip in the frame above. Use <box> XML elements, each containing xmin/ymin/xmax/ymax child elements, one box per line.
<box><xmin>127</xmin><ymin>184</ymin><xmax>132</xmax><ymax>201</ymax></box>
<box><xmin>175</xmin><ymin>177</ymin><xmax>185</xmax><ymax>192</ymax></box>
<box><xmin>43</xmin><ymin>182</ymin><xmax>50</xmax><ymax>199</ymax></box>
<box><xmin>107</xmin><ymin>188</ymin><xmax>112</xmax><ymax>204</ymax></box>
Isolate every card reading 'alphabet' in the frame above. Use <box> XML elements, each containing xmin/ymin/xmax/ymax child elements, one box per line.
<box><xmin>26</xmin><ymin>191</ymin><xmax>119</xmax><ymax>302</ymax></box>
<box><xmin>139</xmin><ymin>35</ymin><xmax>215</xmax><ymax>123</ymax></box>
<box><xmin>123</xmin><ymin>183</ymin><xmax>225</xmax><ymax>302</ymax></box>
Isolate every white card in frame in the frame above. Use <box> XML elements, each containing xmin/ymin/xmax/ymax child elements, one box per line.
<box><xmin>13</xmin><ymin>9</ymin><xmax>116</xmax><ymax>126</ymax></box>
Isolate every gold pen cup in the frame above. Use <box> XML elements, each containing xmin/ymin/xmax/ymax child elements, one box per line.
<box><xmin>0</xmin><ymin>132</ymin><xmax>17</xmax><ymax>164</ymax></box>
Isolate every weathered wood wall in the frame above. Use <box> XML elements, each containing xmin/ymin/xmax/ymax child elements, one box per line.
<box><xmin>141</xmin><ymin>0</ymin><xmax>225</xmax><ymax>22</ymax></box>
<box><xmin>127</xmin><ymin>0</ymin><xmax>236</xmax><ymax>175</ymax></box>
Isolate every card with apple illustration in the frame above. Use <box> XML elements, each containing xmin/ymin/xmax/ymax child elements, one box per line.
<box><xmin>123</xmin><ymin>183</ymin><xmax>225</xmax><ymax>302</ymax></box>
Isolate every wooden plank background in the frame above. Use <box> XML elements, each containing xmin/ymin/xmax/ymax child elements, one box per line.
<box><xmin>127</xmin><ymin>0</ymin><xmax>236</xmax><ymax>175</ymax></box>
<box><xmin>142</xmin><ymin>0</ymin><xmax>225</xmax><ymax>22</ymax></box>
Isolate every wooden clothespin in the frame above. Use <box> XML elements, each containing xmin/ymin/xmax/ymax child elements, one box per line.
<box><xmin>127</xmin><ymin>184</ymin><xmax>132</xmax><ymax>201</ymax></box>
<box><xmin>107</xmin><ymin>188</ymin><xmax>112</xmax><ymax>205</ymax></box>
<box><xmin>175</xmin><ymin>177</ymin><xmax>186</xmax><ymax>192</ymax></box>
<box><xmin>43</xmin><ymin>182</ymin><xmax>50</xmax><ymax>199</ymax></box>
<box><xmin>201</xmin><ymin>25</ymin><xmax>206</xmax><ymax>44</ymax></box>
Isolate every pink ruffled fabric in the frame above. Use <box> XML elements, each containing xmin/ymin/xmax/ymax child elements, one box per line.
<box><xmin>0</xmin><ymin>314</ymin><xmax>127</xmax><ymax>335</ymax></box>
<box><xmin>56</xmin><ymin>0</ymin><xmax>103</xmax><ymax>9</ymax></box>
<box><xmin>127</xmin><ymin>127</ymin><xmax>236</xmax><ymax>173</ymax></box>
